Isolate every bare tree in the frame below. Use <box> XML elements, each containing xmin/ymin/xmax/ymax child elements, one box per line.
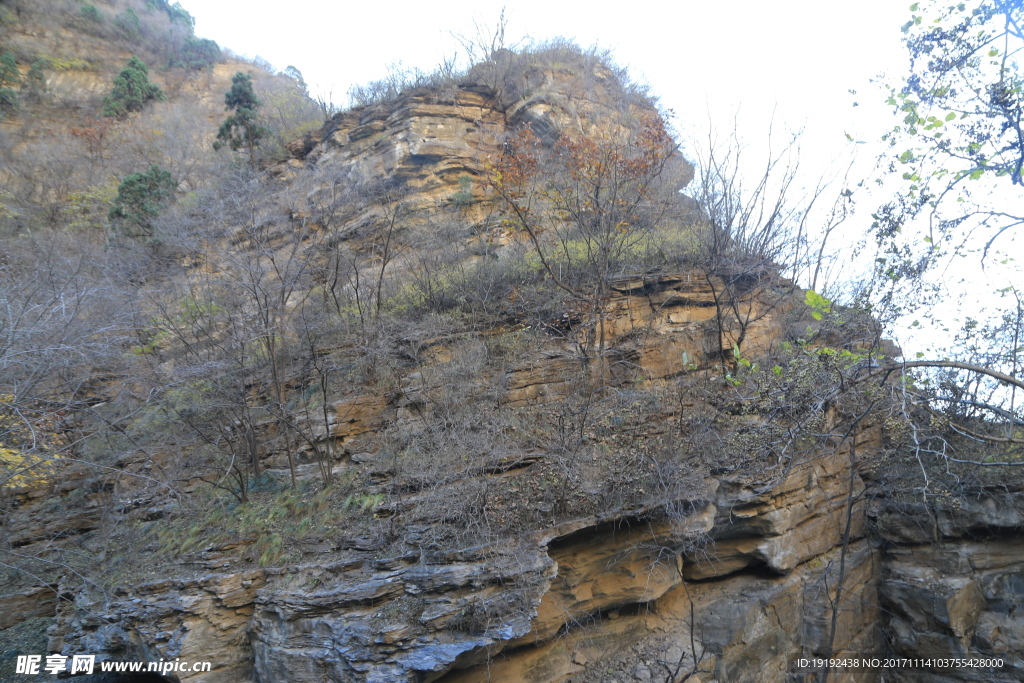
<box><xmin>489</xmin><ymin>112</ymin><xmax>683</xmax><ymax>375</ymax></box>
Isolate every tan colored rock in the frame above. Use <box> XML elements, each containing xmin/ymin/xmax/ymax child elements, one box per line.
<box><xmin>503</xmin><ymin>354</ymin><xmax>580</xmax><ymax>406</ymax></box>
<box><xmin>448</xmin><ymin>541</ymin><xmax>879</xmax><ymax>683</ymax></box>
<box><xmin>312</xmin><ymin>89</ymin><xmax>505</xmax><ymax>212</ymax></box>
<box><xmin>13</xmin><ymin>14</ymin><xmax>1021</xmax><ymax>683</ymax></box>
<box><xmin>684</xmin><ymin>537</ymin><xmax>763</xmax><ymax>580</ymax></box>
<box><xmin>329</xmin><ymin>393</ymin><xmax>390</xmax><ymax>439</ymax></box>
<box><xmin>0</xmin><ymin>585</ymin><xmax>58</xmax><ymax>629</ymax></box>
<box><xmin>689</xmin><ymin>437</ymin><xmax>870</xmax><ymax>577</ymax></box>
<box><xmin>50</xmin><ymin>570</ymin><xmax>266</xmax><ymax>683</ymax></box>
<box><xmin>511</xmin><ymin>519</ymin><xmax>686</xmax><ymax>647</ymax></box>
<box><xmin>499</xmin><ymin>271</ymin><xmax>800</xmax><ymax>405</ymax></box>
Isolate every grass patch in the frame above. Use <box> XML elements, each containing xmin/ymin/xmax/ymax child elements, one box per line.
<box><xmin>36</xmin><ymin>55</ymin><xmax>94</xmax><ymax>71</ymax></box>
<box><xmin>139</xmin><ymin>473</ymin><xmax>379</xmax><ymax>567</ymax></box>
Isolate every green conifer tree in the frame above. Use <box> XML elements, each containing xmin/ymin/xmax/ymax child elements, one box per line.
<box><xmin>103</xmin><ymin>57</ymin><xmax>164</xmax><ymax>120</ymax></box>
<box><xmin>0</xmin><ymin>51</ymin><xmax>20</xmax><ymax>112</ymax></box>
<box><xmin>79</xmin><ymin>4</ymin><xmax>103</xmax><ymax>23</ymax></box>
<box><xmin>108</xmin><ymin>165</ymin><xmax>176</xmax><ymax>238</ymax></box>
<box><xmin>213</xmin><ymin>72</ymin><xmax>269</xmax><ymax>164</ymax></box>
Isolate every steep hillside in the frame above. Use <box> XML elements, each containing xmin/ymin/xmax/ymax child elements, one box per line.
<box><xmin>1</xmin><ymin>7</ymin><xmax>1023</xmax><ymax>683</ymax></box>
<box><xmin>0</xmin><ymin>0</ymin><xmax>319</xmax><ymax>231</ymax></box>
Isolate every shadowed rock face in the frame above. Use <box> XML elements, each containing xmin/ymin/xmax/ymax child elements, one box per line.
<box><xmin>873</xmin><ymin>495</ymin><xmax>1024</xmax><ymax>683</ymax></box>
<box><xmin>54</xmin><ymin>488</ymin><xmax>1019</xmax><ymax>683</ymax></box>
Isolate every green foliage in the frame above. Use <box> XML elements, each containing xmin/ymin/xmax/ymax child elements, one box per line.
<box><xmin>451</xmin><ymin>174</ymin><xmax>475</xmax><ymax>207</ymax></box>
<box><xmin>66</xmin><ymin>180</ymin><xmax>119</xmax><ymax>231</ymax></box>
<box><xmin>283</xmin><ymin>65</ymin><xmax>307</xmax><ymax>95</ymax></box>
<box><xmin>108</xmin><ymin>165</ymin><xmax>176</xmax><ymax>238</ymax></box>
<box><xmin>0</xmin><ymin>50</ymin><xmax>19</xmax><ymax>113</ymax></box>
<box><xmin>223</xmin><ymin>72</ymin><xmax>261</xmax><ymax>119</ymax></box>
<box><xmin>174</xmin><ymin>36</ymin><xmax>220</xmax><ymax>70</ymax></box>
<box><xmin>0</xmin><ymin>51</ymin><xmax>19</xmax><ymax>90</ymax></box>
<box><xmin>166</xmin><ymin>1</ymin><xmax>195</xmax><ymax>28</ymax></box>
<box><xmin>37</xmin><ymin>55</ymin><xmax>93</xmax><ymax>71</ymax></box>
<box><xmin>213</xmin><ymin>72</ymin><xmax>269</xmax><ymax>161</ymax></box>
<box><xmin>877</xmin><ymin>0</ymin><xmax>1024</xmax><ymax>265</ymax></box>
<box><xmin>79</xmin><ymin>3</ymin><xmax>103</xmax><ymax>23</ymax></box>
<box><xmin>103</xmin><ymin>56</ymin><xmax>164</xmax><ymax>119</ymax></box>
<box><xmin>143</xmin><ymin>481</ymin><xmax>353</xmax><ymax>567</ymax></box>
<box><xmin>804</xmin><ymin>290</ymin><xmax>833</xmax><ymax>321</ymax></box>
<box><xmin>113</xmin><ymin>7</ymin><xmax>141</xmax><ymax>42</ymax></box>
<box><xmin>0</xmin><ymin>88</ymin><xmax>17</xmax><ymax>112</ymax></box>
<box><xmin>891</xmin><ymin>1</ymin><xmax>1024</xmax><ymax>185</ymax></box>
<box><xmin>147</xmin><ymin>0</ymin><xmax>195</xmax><ymax>27</ymax></box>
<box><xmin>21</xmin><ymin>59</ymin><xmax>45</xmax><ymax>100</ymax></box>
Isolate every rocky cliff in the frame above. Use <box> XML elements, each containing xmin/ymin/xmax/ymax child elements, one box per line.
<box><xmin>1</xmin><ymin>16</ymin><xmax>1023</xmax><ymax>683</ymax></box>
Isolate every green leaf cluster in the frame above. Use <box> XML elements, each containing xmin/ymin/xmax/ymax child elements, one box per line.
<box><xmin>174</xmin><ymin>36</ymin><xmax>221</xmax><ymax>70</ymax></box>
<box><xmin>804</xmin><ymin>289</ymin><xmax>833</xmax><ymax>320</ymax></box>
<box><xmin>79</xmin><ymin>4</ymin><xmax>103</xmax><ymax>23</ymax></box>
<box><xmin>166</xmin><ymin>2</ymin><xmax>196</xmax><ymax>28</ymax></box>
<box><xmin>451</xmin><ymin>174</ymin><xmax>475</xmax><ymax>207</ymax></box>
<box><xmin>213</xmin><ymin>72</ymin><xmax>269</xmax><ymax>162</ymax></box>
<box><xmin>113</xmin><ymin>7</ymin><xmax>141</xmax><ymax>42</ymax></box>
<box><xmin>108</xmin><ymin>165</ymin><xmax>176</xmax><ymax>238</ymax></box>
<box><xmin>0</xmin><ymin>51</ymin><xmax>19</xmax><ymax>113</ymax></box>
<box><xmin>146</xmin><ymin>0</ymin><xmax>220</xmax><ymax>69</ymax></box>
<box><xmin>21</xmin><ymin>59</ymin><xmax>46</xmax><ymax>101</ymax></box>
<box><xmin>103</xmin><ymin>56</ymin><xmax>164</xmax><ymax>119</ymax></box>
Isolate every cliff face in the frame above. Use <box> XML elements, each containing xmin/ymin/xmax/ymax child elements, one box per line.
<box><xmin>871</xmin><ymin>494</ymin><xmax>1024</xmax><ymax>683</ymax></box>
<box><xmin>14</xmin><ymin>463</ymin><xmax>1024</xmax><ymax>683</ymax></box>
<box><xmin>1</xmin><ymin>21</ymin><xmax>1023</xmax><ymax>683</ymax></box>
<box><xmin>45</xmin><ymin>432</ymin><xmax>885</xmax><ymax>683</ymax></box>
<box><xmin>31</xmin><ymin>275</ymin><xmax>874</xmax><ymax>683</ymax></box>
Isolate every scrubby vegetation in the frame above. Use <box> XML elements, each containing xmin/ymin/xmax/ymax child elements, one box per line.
<box><xmin>5</xmin><ymin>0</ymin><xmax>222</xmax><ymax>70</ymax></box>
<box><xmin>213</xmin><ymin>72</ymin><xmax>269</xmax><ymax>161</ymax></box>
<box><xmin>0</xmin><ymin>7</ymin><xmax>1022</xmax><ymax>680</ymax></box>
<box><xmin>102</xmin><ymin>55</ymin><xmax>164</xmax><ymax>118</ymax></box>
<box><xmin>0</xmin><ymin>20</ymin><xmax>861</xmax><ymax>592</ymax></box>
<box><xmin>107</xmin><ymin>164</ymin><xmax>176</xmax><ymax>238</ymax></box>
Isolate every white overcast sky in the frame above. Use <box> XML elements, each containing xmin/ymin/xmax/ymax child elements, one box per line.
<box><xmin>183</xmin><ymin>0</ymin><xmax>1022</xmax><ymax>355</ymax></box>
<box><xmin>186</xmin><ymin>0</ymin><xmax>908</xmax><ymax>159</ymax></box>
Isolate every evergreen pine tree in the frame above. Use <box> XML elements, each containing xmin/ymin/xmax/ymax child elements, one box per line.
<box><xmin>103</xmin><ymin>57</ymin><xmax>164</xmax><ymax>119</ymax></box>
<box><xmin>79</xmin><ymin>4</ymin><xmax>103</xmax><ymax>23</ymax></box>
<box><xmin>213</xmin><ymin>72</ymin><xmax>269</xmax><ymax>164</ymax></box>
<box><xmin>108</xmin><ymin>165</ymin><xmax>176</xmax><ymax>238</ymax></box>
<box><xmin>0</xmin><ymin>51</ymin><xmax>20</xmax><ymax>112</ymax></box>
<box><xmin>113</xmin><ymin>7</ymin><xmax>141</xmax><ymax>42</ymax></box>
